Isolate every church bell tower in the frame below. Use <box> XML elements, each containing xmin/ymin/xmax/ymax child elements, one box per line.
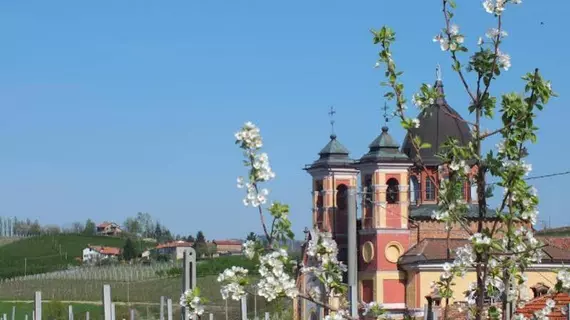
<box><xmin>355</xmin><ymin>124</ymin><xmax>413</xmax><ymax>310</ymax></box>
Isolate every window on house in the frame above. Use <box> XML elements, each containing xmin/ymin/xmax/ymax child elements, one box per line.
<box><xmin>462</xmin><ymin>180</ymin><xmax>468</xmax><ymax>200</ymax></box>
<box><xmin>425</xmin><ymin>177</ymin><xmax>436</xmax><ymax>201</ymax></box>
<box><xmin>386</xmin><ymin>178</ymin><xmax>399</xmax><ymax>204</ymax></box>
<box><xmin>471</xmin><ymin>183</ymin><xmax>478</xmax><ymax>201</ymax></box>
<box><xmin>410</xmin><ymin>176</ymin><xmax>420</xmax><ymax>205</ymax></box>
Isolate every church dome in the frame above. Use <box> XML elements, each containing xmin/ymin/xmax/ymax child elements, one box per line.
<box><xmin>305</xmin><ymin>134</ymin><xmax>355</xmax><ymax>169</ymax></box>
<box><xmin>358</xmin><ymin>126</ymin><xmax>410</xmax><ymax>164</ymax></box>
<box><xmin>401</xmin><ymin>80</ymin><xmax>472</xmax><ymax>165</ymax></box>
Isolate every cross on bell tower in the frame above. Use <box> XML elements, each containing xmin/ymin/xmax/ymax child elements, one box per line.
<box><xmin>328</xmin><ymin>106</ymin><xmax>336</xmax><ymax>135</ymax></box>
<box><xmin>382</xmin><ymin>102</ymin><xmax>393</xmax><ymax>127</ymax></box>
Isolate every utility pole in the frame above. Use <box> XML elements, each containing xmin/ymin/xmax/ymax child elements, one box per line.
<box><xmin>347</xmin><ymin>186</ymin><xmax>358</xmax><ymax>318</ymax></box>
<box><xmin>24</xmin><ymin>258</ymin><xmax>27</xmax><ymax>276</ymax></box>
<box><xmin>181</xmin><ymin>248</ymin><xmax>196</xmax><ymax>320</ymax></box>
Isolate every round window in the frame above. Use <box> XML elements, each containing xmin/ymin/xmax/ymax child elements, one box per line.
<box><xmin>361</xmin><ymin>241</ymin><xmax>374</xmax><ymax>263</ymax></box>
<box><xmin>385</xmin><ymin>241</ymin><xmax>403</xmax><ymax>263</ymax></box>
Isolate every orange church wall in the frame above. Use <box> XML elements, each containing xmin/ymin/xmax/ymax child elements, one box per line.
<box><xmin>334</xmin><ymin>179</ymin><xmax>351</xmax><ymax>188</ymax></box>
<box><xmin>383</xmin><ymin>279</ymin><xmax>405</xmax><ymax>304</ymax></box>
<box><xmin>385</xmin><ymin>173</ymin><xmax>401</xmax><ymax>183</ymax></box>
<box><xmin>385</xmin><ymin>204</ymin><xmax>402</xmax><ymax>228</ymax></box>
<box><xmin>377</xmin><ymin>233</ymin><xmax>409</xmax><ymax>271</ymax></box>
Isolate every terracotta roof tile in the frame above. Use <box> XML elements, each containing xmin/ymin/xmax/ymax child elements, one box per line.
<box><xmin>538</xmin><ymin>236</ymin><xmax>570</xmax><ymax>251</ymax></box>
<box><xmin>399</xmin><ymin>238</ymin><xmax>570</xmax><ymax>265</ymax></box>
<box><xmin>88</xmin><ymin>245</ymin><xmax>121</xmax><ymax>256</ymax></box>
<box><xmin>516</xmin><ymin>293</ymin><xmax>570</xmax><ymax>320</ymax></box>
<box><xmin>156</xmin><ymin>241</ymin><xmax>194</xmax><ymax>249</ymax></box>
<box><xmin>213</xmin><ymin>240</ymin><xmax>242</xmax><ymax>246</ymax></box>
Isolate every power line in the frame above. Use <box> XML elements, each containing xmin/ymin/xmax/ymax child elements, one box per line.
<box><xmin>489</xmin><ymin>170</ymin><xmax>570</xmax><ymax>186</ymax></box>
<box><xmin>524</xmin><ymin>170</ymin><xmax>570</xmax><ymax>181</ymax></box>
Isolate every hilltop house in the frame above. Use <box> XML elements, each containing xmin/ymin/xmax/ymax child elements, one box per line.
<box><xmin>82</xmin><ymin>245</ymin><xmax>121</xmax><ymax>263</ymax></box>
<box><xmin>213</xmin><ymin>240</ymin><xmax>242</xmax><ymax>255</ymax></box>
<box><xmin>156</xmin><ymin>240</ymin><xmax>194</xmax><ymax>260</ymax></box>
<box><xmin>96</xmin><ymin>222</ymin><xmax>122</xmax><ymax>236</ymax></box>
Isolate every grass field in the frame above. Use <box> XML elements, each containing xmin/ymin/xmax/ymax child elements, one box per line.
<box><xmin>0</xmin><ymin>235</ymin><xmax>155</xmax><ymax>279</ymax></box>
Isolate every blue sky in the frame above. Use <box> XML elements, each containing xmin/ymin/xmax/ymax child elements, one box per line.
<box><xmin>0</xmin><ymin>1</ymin><xmax>568</xmax><ymax>239</ymax></box>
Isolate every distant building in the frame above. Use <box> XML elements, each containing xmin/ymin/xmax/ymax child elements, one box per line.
<box><xmin>82</xmin><ymin>245</ymin><xmax>121</xmax><ymax>263</ymax></box>
<box><xmin>213</xmin><ymin>240</ymin><xmax>242</xmax><ymax>255</ymax></box>
<box><xmin>156</xmin><ymin>240</ymin><xmax>194</xmax><ymax>260</ymax></box>
<box><xmin>96</xmin><ymin>222</ymin><xmax>122</xmax><ymax>236</ymax></box>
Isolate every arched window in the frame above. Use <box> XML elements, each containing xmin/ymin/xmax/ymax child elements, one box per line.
<box><xmin>316</xmin><ymin>180</ymin><xmax>324</xmax><ymax>208</ymax></box>
<box><xmin>425</xmin><ymin>177</ymin><xmax>436</xmax><ymax>201</ymax></box>
<box><xmin>364</xmin><ymin>175</ymin><xmax>373</xmax><ymax>204</ymax></box>
<box><xmin>336</xmin><ymin>184</ymin><xmax>348</xmax><ymax>210</ymax></box>
<box><xmin>386</xmin><ymin>178</ymin><xmax>399</xmax><ymax>204</ymax></box>
<box><xmin>410</xmin><ymin>176</ymin><xmax>420</xmax><ymax>205</ymax></box>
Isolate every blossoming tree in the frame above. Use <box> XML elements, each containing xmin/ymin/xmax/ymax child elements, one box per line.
<box><xmin>373</xmin><ymin>0</ymin><xmax>559</xmax><ymax>319</ymax></box>
<box><xmin>179</xmin><ymin>1</ymin><xmax>564</xmax><ymax>320</ymax></box>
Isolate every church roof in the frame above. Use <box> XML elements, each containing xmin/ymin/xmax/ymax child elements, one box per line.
<box><xmin>401</xmin><ymin>80</ymin><xmax>472</xmax><ymax>165</ymax></box>
<box><xmin>516</xmin><ymin>293</ymin><xmax>570</xmax><ymax>320</ymax></box>
<box><xmin>398</xmin><ymin>238</ymin><xmax>570</xmax><ymax>266</ymax></box>
<box><xmin>409</xmin><ymin>204</ymin><xmax>492</xmax><ymax>220</ymax></box>
<box><xmin>305</xmin><ymin>134</ymin><xmax>355</xmax><ymax>170</ymax></box>
<box><xmin>358</xmin><ymin>126</ymin><xmax>411</xmax><ymax>164</ymax></box>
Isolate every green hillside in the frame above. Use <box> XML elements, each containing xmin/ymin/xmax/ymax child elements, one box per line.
<box><xmin>0</xmin><ymin>234</ymin><xmax>154</xmax><ymax>279</ymax></box>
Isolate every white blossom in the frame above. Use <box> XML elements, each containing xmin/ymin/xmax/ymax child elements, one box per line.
<box><xmin>324</xmin><ymin>310</ymin><xmax>349</xmax><ymax>320</ymax></box>
<box><xmin>486</xmin><ymin>28</ymin><xmax>508</xmax><ymax>39</ymax></box>
<box><xmin>235</xmin><ymin>121</ymin><xmax>263</xmax><ymax>150</ymax></box>
<box><xmin>434</xmin><ymin>34</ymin><xmax>450</xmax><ymax>51</ymax></box>
<box><xmin>450</xmin><ymin>24</ymin><xmax>460</xmax><ymax>36</ymax></box>
<box><xmin>483</xmin><ymin>0</ymin><xmax>506</xmax><ymax>15</ymax></box>
<box><xmin>470</xmin><ymin>233</ymin><xmax>492</xmax><ymax>246</ymax></box>
<box><xmin>412</xmin><ymin>118</ymin><xmax>420</xmax><ymax>128</ymax></box>
<box><xmin>237</xmin><ymin>176</ymin><xmax>245</xmax><ymax>188</ymax></box>
<box><xmin>431</xmin><ymin>209</ymin><xmax>449</xmax><ymax>221</ymax></box>
<box><xmin>180</xmin><ymin>289</ymin><xmax>205</xmax><ymax>317</ymax></box>
<box><xmin>557</xmin><ymin>269</ymin><xmax>570</xmax><ymax>290</ymax></box>
<box><xmin>477</xmin><ymin>37</ymin><xmax>484</xmax><ymax>46</ymax></box>
<box><xmin>257</xmin><ymin>249</ymin><xmax>298</xmax><ymax>301</ymax></box>
<box><xmin>217</xmin><ymin>266</ymin><xmax>249</xmax><ymax>300</ymax></box>
<box><xmin>497</xmin><ymin>49</ymin><xmax>511</xmax><ymax>71</ymax></box>
<box><xmin>450</xmin><ymin>160</ymin><xmax>466</xmax><ymax>172</ymax></box>
<box><xmin>243</xmin><ymin>240</ymin><xmax>256</xmax><ymax>259</ymax></box>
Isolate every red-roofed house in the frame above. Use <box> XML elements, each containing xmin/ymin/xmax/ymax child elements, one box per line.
<box><xmin>516</xmin><ymin>293</ymin><xmax>570</xmax><ymax>320</ymax></box>
<box><xmin>156</xmin><ymin>240</ymin><xmax>194</xmax><ymax>260</ymax></box>
<box><xmin>213</xmin><ymin>240</ymin><xmax>242</xmax><ymax>255</ymax></box>
<box><xmin>82</xmin><ymin>245</ymin><xmax>122</xmax><ymax>263</ymax></box>
<box><xmin>96</xmin><ymin>222</ymin><xmax>122</xmax><ymax>236</ymax></box>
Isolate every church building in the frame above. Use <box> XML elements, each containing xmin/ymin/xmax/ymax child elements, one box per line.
<box><xmin>294</xmin><ymin>75</ymin><xmax>570</xmax><ymax>319</ymax></box>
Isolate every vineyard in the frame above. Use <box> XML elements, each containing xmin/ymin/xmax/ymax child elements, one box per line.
<box><xmin>0</xmin><ymin>234</ymin><xmax>157</xmax><ymax>279</ymax></box>
<box><xmin>0</xmin><ymin>255</ymin><xmax>289</xmax><ymax>319</ymax></box>
<box><xmin>0</xmin><ymin>276</ymin><xmax>286</xmax><ymax>320</ymax></box>
<box><xmin>3</xmin><ymin>263</ymin><xmax>176</xmax><ymax>282</ymax></box>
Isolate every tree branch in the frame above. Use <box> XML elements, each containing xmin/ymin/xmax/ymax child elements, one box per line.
<box><xmin>442</xmin><ymin>0</ymin><xmax>477</xmax><ymax>104</ymax></box>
